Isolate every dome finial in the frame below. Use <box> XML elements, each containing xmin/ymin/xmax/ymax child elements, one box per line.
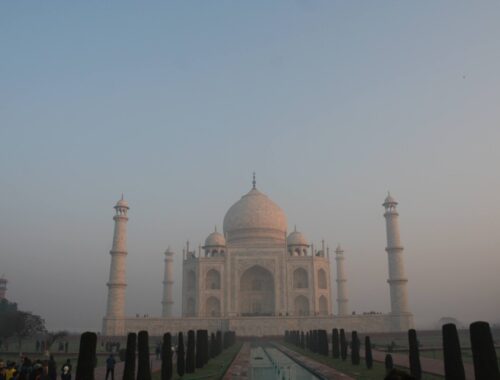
<box><xmin>214</xmin><ymin>225</ymin><xmax>217</xmax><ymax>233</ymax></box>
<box><xmin>252</xmin><ymin>172</ymin><xmax>256</xmax><ymax>189</ymax></box>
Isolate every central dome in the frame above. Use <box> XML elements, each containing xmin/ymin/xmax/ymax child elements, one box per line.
<box><xmin>223</xmin><ymin>187</ymin><xmax>287</xmax><ymax>244</ymax></box>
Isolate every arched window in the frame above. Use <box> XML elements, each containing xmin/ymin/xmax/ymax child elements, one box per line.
<box><xmin>318</xmin><ymin>269</ymin><xmax>327</xmax><ymax>289</ymax></box>
<box><xmin>319</xmin><ymin>295</ymin><xmax>328</xmax><ymax>315</ymax></box>
<box><xmin>293</xmin><ymin>268</ymin><xmax>309</xmax><ymax>289</ymax></box>
<box><xmin>294</xmin><ymin>295</ymin><xmax>310</xmax><ymax>316</ymax></box>
<box><xmin>206</xmin><ymin>297</ymin><xmax>221</xmax><ymax>317</ymax></box>
<box><xmin>206</xmin><ymin>269</ymin><xmax>221</xmax><ymax>290</ymax></box>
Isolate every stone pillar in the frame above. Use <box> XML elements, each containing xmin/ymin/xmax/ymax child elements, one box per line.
<box><xmin>383</xmin><ymin>193</ymin><xmax>410</xmax><ymax>315</ymax></box>
<box><xmin>162</xmin><ymin>247</ymin><xmax>174</xmax><ymax>317</ymax></box>
<box><xmin>335</xmin><ymin>244</ymin><xmax>349</xmax><ymax>316</ymax></box>
<box><xmin>105</xmin><ymin>196</ymin><xmax>129</xmax><ymax>323</ymax></box>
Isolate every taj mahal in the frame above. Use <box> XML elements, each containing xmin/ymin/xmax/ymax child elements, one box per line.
<box><xmin>102</xmin><ymin>176</ymin><xmax>414</xmax><ymax>336</ymax></box>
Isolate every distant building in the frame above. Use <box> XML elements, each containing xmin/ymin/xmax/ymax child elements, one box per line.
<box><xmin>102</xmin><ymin>177</ymin><xmax>414</xmax><ymax>336</ymax></box>
<box><xmin>0</xmin><ymin>277</ymin><xmax>7</xmax><ymax>300</ymax></box>
<box><xmin>0</xmin><ymin>276</ymin><xmax>18</xmax><ymax>313</ymax></box>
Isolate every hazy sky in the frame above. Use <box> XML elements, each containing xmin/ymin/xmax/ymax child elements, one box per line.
<box><xmin>1</xmin><ymin>1</ymin><xmax>500</xmax><ymax>331</ymax></box>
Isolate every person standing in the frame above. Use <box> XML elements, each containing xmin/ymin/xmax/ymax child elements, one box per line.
<box><xmin>60</xmin><ymin>359</ymin><xmax>71</xmax><ymax>380</ymax></box>
<box><xmin>47</xmin><ymin>356</ymin><xmax>56</xmax><ymax>380</ymax></box>
<box><xmin>105</xmin><ymin>354</ymin><xmax>115</xmax><ymax>380</ymax></box>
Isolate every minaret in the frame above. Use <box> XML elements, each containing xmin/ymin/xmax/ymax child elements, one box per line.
<box><xmin>162</xmin><ymin>247</ymin><xmax>174</xmax><ymax>317</ymax></box>
<box><xmin>0</xmin><ymin>276</ymin><xmax>7</xmax><ymax>300</ymax></box>
<box><xmin>105</xmin><ymin>195</ymin><xmax>129</xmax><ymax>321</ymax></box>
<box><xmin>383</xmin><ymin>193</ymin><xmax>410</xmax><ymax>316</ymax></box>
<box><xmin>335</xmin><ymin>244</ymin><xmax>349</xmax><ymax>316</ymax></box>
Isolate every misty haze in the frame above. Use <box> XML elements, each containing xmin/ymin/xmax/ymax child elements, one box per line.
<box><xmin>1</xmin><ymin>2</ymin><xmax>499</xmax><ymax>379</ymax></box>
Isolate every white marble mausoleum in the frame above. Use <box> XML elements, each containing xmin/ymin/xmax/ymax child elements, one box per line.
<box><xmin>102</xmin><ymin>177</ymin><xmax>414</xmax><ymax>336</ymax></box>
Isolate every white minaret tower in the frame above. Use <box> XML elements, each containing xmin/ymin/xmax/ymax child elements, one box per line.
<box><xmin>104</xmin><ymin>195</ymin><xmax>129</xmax><ymax>329</ymax></box>
<box><xmin>335</xmin><ymin>244</ymin><xmax>349</xmax><ymax>316</ymax></box>
<box><xmin>162</xmin><ymin>247</ymin><xmax>174</xmax><ymax>317</ymax></box>
<box><xmin>383</xmin><ymin>193</ymin><xmax>411</xmax><ymax>319</ymax></box>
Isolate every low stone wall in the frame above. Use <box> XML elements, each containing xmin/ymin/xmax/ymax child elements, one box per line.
<box><xmin>103</xmin><ymin>313</ymin><xmax>413</xmax><ymax>336</ymax></box>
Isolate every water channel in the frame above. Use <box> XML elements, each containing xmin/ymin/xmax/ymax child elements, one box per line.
<box><xmin>249</xmin><ymin>345</ymin><xmax>322</xmax><ymax>380</ymax></box>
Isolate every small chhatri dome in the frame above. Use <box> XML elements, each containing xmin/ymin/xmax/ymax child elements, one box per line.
<box><xmin>287</xmin><ymin>226</ymin><xmax>309</xmax><ymax>246</ymax></box>
<box><xmin>204</xmin><ymin>227</ymin><xmax>226</xmax><ymax>247</ymax></box>
<box><xmin>223</xmin><ymin>179</ymin><xmax>287</xmax><ymax>244</ymax></box>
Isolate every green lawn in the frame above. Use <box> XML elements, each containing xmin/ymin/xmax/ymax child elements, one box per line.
<box><xmin>152</xmin><ymin>343</ymin><xmax>242</xmax><ymax>380</ymax></box>
<box><xmin>282</xmin><ymin>342</ymin><xmax>443</xmax><ymax>380</ymax></box>
<box><xmin>419</xmin><ymin>347</ymin><xmax>500</xmax><ymax>365</ymax></box>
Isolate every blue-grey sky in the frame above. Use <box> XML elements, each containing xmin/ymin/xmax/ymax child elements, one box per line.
<box><xmin>1</xmin><ymin>1</ymin><xmax>499</xmax><ymax>331</ymax></box>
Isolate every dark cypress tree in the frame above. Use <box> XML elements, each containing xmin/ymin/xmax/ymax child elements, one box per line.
<box><xmin>186</xmin><ymin>330</ymin><xmax>195</xmax><ymax>373</ymax></box>
<box><xmin>408</xmin><ymin>329</ymin><xmax>422</xmax><ymax>380</ymax></box>
<box><xmin>123</xmin><ymin>333</ymin><xmax>136</xmax><ymax>380</ymax></box>
<box><xmin>351</xmin><ymin>331</ymin><xmax>360</xmax><ymax>365</ymax></box>
<box><xmin>442</xmin><ymin>323</ymin><xmax>465</xmax><ymax>380</ymax></box>
<box><xmin>332</xmin><ymin>329</ymin><xmax>340</xmax><ymax>358</ymax></box>
<box><xmin>75</xmin><ymin>332</ymin><xmax>97</xmax><ymax>380</ymax></box>
<box><xmin>365</xmin><ymin>336</ymin><xmax>373</xmax><ymax>369</ymax></box>
<box><xmin>216</xmin><ymin>331</ymin><xmax>222</xmax><ymax>355</ymax></box>
<box><xmin>177</xmin><ymin>332</ymin><xmax>185</xmax><ymax>378</ymax></box>
<box><xmin>300</xmin><ymin>331</ymin><xmax>305</xmax><ymax>349</ymax></box>
<box><xmin>470</xmin><ymin>321</ymin><xmax>500</xmax><ymax>380</ymax></box>
<box><xmin>312</xmin><ymin>330</ymin><xmax>318</xmax><ymax>353</ymax></box>
<box><xmin>340</xmin><ymin>329</ymin><xmax>347</xmax><ymax>361</ymax></box>
<box><xmin>202</xmin><ymin>330</ymin><xmax>209</xmax><ymax>366</ymax></box>
<box><xmin>318</xmin><ymin>330</ymin><xmax>328</xmax><ymax>356</ymax></box>
<box><xmin>195</xmin><ymin>330</ymin><xmax>203</xmax><ymax>369</ymax></box>
<box><xmin>161</xmin><ymin>333</ymin><xmax>172</xmax><ymax>380</ymax></box>
<box><xmin>385</xmin><ymin>353</ymin><xmax>394</xmax><ymax>372</ymax></box>
<box><xmin>137</xmin><ymin>331</ymin><xmax>151</xmax><ymax>380</ymax></box>
<box><xmin>210</xmin><ymin>333</ymin><xmax>216</xmax><ymax>359</ymax></box>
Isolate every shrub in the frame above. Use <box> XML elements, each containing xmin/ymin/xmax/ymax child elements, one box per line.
<box><xmin>408</xmin><ymin>329</ymin><xmax>422</xmax><ymax>380</ymax></box>
<box><xmin>216</xmin><ymin>331</ymin><xmax>222</xmax><ymax>356</ymax></box>
<box><xmin>75</xmin><ymin>331</ymin><xmax>97</xmax><ymax>380</ymax></box>
<box><xmin>442</xmin><ymin>323</ymin><xmax>465</xmax><ymax>380</ymax></box>
<box><xmin>351</xmin><ymin>331</ymin><xmax>360</xmax><ymax>365</ymax></box>
<box><xmin>122</xmin><ymin>332</ymin><xmax>136</xmax><ymax>380</ymax></box>
<box><xmin>384</xmin><ymin>353</ymin><xmax>393</xmax><ymax>372</ymax></box>
<box><xmin>365</xmin><ymin>336</ymin><xmax>373</xmax><ymax>369</ymax></box>
<box><xmin>470</xmin><ymin>321</ymin><xmax>500</xmax><ymax>380</ymax></box>
<box><xmin>177</xmin><ymin>332</ymin><xmax>185</xmax><ymax>378</ymax></box>
<box><xmin>161</xmin><ymin>333</ymin><xmax>172</xmax><ymax>380</ymax></box>
<box><xmin>186</xmin><ymin>330</ymin><xmax>195</xmax><ymax>373</ymax></box>
<box><xmin>196</xmin><ymin>330</ymin><xmax>203</xmax><ymax>369</ymax></box>
<box><xmin>137</xmin><ymin>331</ymin><xmax>151</xmax><ymax>380</ymax></box>
<box><xmin>332</xmin><ymin>329</ymin><xmax>340</xmax><ymax>358</ymax></box>
<box><xmin>340</xmin><ymin>329</ymin><xmax>347</xmax><ymax>361</ymax></box>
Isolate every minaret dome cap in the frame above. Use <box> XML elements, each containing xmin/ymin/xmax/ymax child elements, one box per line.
<box><xmin>115</xmin><ymin>195</ymin><xmax>129</xmax><ymax>209</ymax></box>
<box><xmin>383</xmin><ymin>192</ymin><xmax>398</xmax><ymax>206</ymax></box>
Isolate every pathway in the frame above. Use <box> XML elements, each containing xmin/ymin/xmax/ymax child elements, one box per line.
<box><xmin>94</xmin><ymin>355</ymin><xmax>162</xmax><ymax>380</ymax></box>
<box><xmin>222</xmin><ymin>342</ymin><xmax>251</xmax><ymax>380</ymax></box>
<box><xmin>276</xmin><ymin>344</ymin><xmax>354</xmax><ymax>380</ymax></box>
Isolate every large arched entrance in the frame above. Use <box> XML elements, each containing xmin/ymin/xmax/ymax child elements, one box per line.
<box><xmin>239</xmin><ymin>265</ymin><xmax>275</xmax><ymax>316</ymax></box>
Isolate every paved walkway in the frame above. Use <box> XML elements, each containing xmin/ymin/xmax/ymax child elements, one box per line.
<box><xmin>222</xmin><ymin>342</ymin><xmax>251</xmax><ymax>380</ymax></box>
<box><xmin>368</xmin><ymin>349</ymin><xmax>475</xmax><ymax>379</ymax></box>
<box><xmin>94</xmin><ymin>355</ymin><xmax>162</xmax><ymax>380</ymax></box>
<box><xmin>276</xmin><ymin>344</ymin><xmax>354</xmax><ymax>380</ymax></box>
